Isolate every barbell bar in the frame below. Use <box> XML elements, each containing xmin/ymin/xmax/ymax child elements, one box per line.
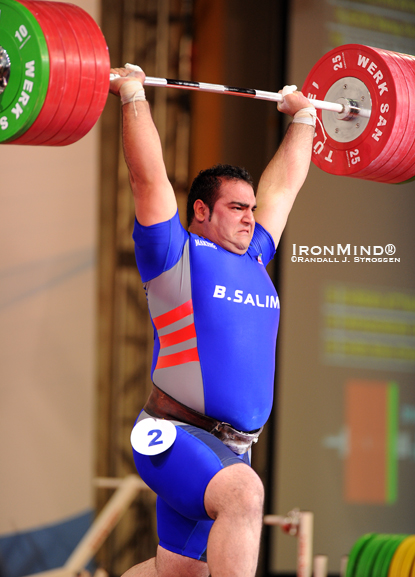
<box><xmin>1</xmin><ymin>0</ymin><xmax>414</xmax><ymax>184</ymax></box>
<box><xmin>111</xmin><ymin>73</ymin><xmax>371</xmax><ymax>119</ymax></box>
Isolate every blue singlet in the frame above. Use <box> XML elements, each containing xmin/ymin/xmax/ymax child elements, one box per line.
<box><xmin>132</xmin><ymin>211</ymin><xmax>279</xmax><ymax>561</ymax></box>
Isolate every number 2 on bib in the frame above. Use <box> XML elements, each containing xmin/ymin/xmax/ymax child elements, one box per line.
<box><xmin>130</xmin><ymin>418</ymin><xmax>177</xmax><ymax>455</ymax></box>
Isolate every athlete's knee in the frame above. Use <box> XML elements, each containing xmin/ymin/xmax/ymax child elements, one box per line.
<box><xmin>205</xmin><ymin>463</ymin><xmax>264</xmax><ymax>520</ymax></box>
<box><xmin>231</xmin><ymin>465</ymin><xmax>264</xmax><ymax>515</ymax></box>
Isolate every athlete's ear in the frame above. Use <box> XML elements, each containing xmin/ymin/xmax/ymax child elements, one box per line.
<box><xmin>193</xmin><ymin>199</ymin><xmax>209</xmax><ymax>223</ymax></box>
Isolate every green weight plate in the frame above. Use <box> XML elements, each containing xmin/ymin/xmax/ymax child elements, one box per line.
<box><xmin>346</xmin><ymin>534</ymin><xmax>377</xmax><ymax>577</ymax></box>
<box><xmin>355</xmin><ymin>534</ymin><xmax>392</xmax><ymax>577</ymax></box>
<box><xmin>0</xmin><ymin>0</ymin><xmax>49</xmax><ymax>142</ymax></box>
<box><xmin>373</xmin><ymin>535</ymin><xmax>408</xmax><ymax>577</ymax></box>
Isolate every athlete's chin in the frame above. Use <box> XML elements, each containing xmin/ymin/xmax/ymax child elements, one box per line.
<box><xmin>231</xmin><ymin>240</ymin><xmax>250</xmax><ymax>254</ymax></box>
<box><xmin>219</xmin><ymin>234</ymin><xmax>252</xmax><ymax>254</ymax></box>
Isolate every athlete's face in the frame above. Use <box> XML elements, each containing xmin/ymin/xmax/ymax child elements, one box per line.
<box><xmin>199</xmin><ymin>179</ymin><xmax>257</xmax><ymax>254</ymax></box>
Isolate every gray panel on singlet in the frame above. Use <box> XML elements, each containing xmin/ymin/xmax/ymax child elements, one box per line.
<box><xmin>157</xmin><ymin>314</ymin><xmax>193</xmax><ymax>337</ymax></box>
<box><xmin>158</xmin><ymin>337</ymin><xmax>197</xmax><ymax>357</ymax></box>
<box><xmin>145</xmin><ymin>240</ymin><xmax>191</xmax><ymax>318</ymax></box>
<box><xmin>144</xmin><ymin>239</ymin><xmax>205</xmax><ymax>414</ymax></box>
<box><xmin>154</xmin><ymin>357</ymin><xmax>205</xmax><ymax>414</ymax></box>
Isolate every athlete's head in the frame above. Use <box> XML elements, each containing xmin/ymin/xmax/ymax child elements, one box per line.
<box><xmin>187</xmin><ymin>164</ymin><xmax>254</xmax><ymax>226</ymax></box>
<box><xmin>187</xmin><ymin>164</ymin><xmax>257</xmax><ymax>255</ymax></box>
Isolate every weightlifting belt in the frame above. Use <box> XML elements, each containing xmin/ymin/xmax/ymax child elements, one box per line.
<box><xmin>143</xmin><ymin>384</ymin><xmax>263</xmax><ymax>455</ymax></box>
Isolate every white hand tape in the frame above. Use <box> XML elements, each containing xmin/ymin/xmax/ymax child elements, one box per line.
<box><xmin>125</xmin><ymin>63</ymin><xmax>143</xmax><ymax>72</ymax></box>
<box><xmin>282</xmin><ymin>85</ymin><xmax>298</xmax><ymax>97</ymax></box>
<box><xmin>120</xmin><ymin>80</ymin><xmax>145</xmax><ymax>105</ymax></box>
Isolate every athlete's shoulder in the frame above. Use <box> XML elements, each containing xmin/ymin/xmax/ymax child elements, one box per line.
<box><xmin>249</xmin><ymin>222</ymin><xmax>276</xmax><ymax>265</ymax></box>
<box><xmin>133</xmin><ymin>210</ymin><xmax>189</xmax><ymax>281</ymax></box>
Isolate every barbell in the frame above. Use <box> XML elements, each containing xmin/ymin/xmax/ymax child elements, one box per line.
<box><xmin>0</xmin><ymin>0</ymin><xmax>414</xmax><ymax>184</ymax></box>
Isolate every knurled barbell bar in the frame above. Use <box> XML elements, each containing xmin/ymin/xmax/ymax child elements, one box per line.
<box><xmin>0</xmin><ymin>0</ymin><xmax>414</xmax><ymax>184</ymax></box>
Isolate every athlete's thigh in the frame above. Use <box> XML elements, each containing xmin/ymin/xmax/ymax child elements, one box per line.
<box><xmin>156</xmin><ymin>495</ymin><xmax>213</xmax><ymax>561</ymax></box>
<box><xmin>133</xmin><ymin>420</ymin><xmax>249</xmax><ymax>520</ymax></box>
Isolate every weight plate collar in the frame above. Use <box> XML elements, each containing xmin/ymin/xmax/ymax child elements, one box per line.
<box><xmin>0</xmin><ymin>46</ymin><xmax>11</xmax><ymax>94</ymax></box>
<box><xmin>322</xmin><ymin>77</ymin><xmax>370</xmax><ymax>143</ymax></box>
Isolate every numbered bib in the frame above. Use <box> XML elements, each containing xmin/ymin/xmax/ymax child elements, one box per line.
<box><xmin>130</xmin><ymin>418</ymin><xmax>177</xmax><ymax>456</ymax></box>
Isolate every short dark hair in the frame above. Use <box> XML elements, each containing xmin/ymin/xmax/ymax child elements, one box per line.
<box><xmin>187</xmin><ymin>164</ymin><xmax>254</xmax><ymax>226</ymax></box>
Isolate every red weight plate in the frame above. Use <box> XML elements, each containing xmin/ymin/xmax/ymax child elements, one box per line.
<box><xmin>40</xmin><ymin>1</ymin><xmax>96</xmax><ymax>145</ymax></box>
<box><xmin>334</xmin><ymin>46</ymin><xmax>405</xmax><ymax>180</ymax></box>
<box><xmin>362</xmin><ymin>51</ymin><xmax>410</xmax><ymax>181</ymax></box>
<box><xmin>56</xmin><ymin>2</ymin><xmax>109</xmax><ymax>145</ymax></box>
<box><xmin>381</xmin><ymin>53</ymin><xmax>415</xmax><ymax>183</ymax></box>
<box><xmin>301</xmin><ymin>44</ymin><xmax>401</xmax><ymax>178</ymax></box>
<box><xmin>55</xmin><ymin>2</ymin><xmax>103</xmax><ymax>145</ymax></box>
<box><xmin>377</xmin><ymin>52</ymin><xmax>415</xmax><ymax>183</ymax></box>
<box><xmin>11</xmin><ymin>0</ymin><xmax>66</xmax><ymax>144</ymax></box>
<box><xmin>32</xmin><ymin>1</ymin><xmax>81</xmax><ymax>145</ymax></box>
<box><xmin>356</xmin><ymin>49</ymin><xmax>407</xmax><ymax>179</ymax></box>
<box><xmin>25</xmin><ymin>0</ymin><xmax>81</xmax><ymax>145</ymax></box>
<box><xmin>15</xmin><ymin>0</ymin><xmax>76</xmax><ymax>144</ymax></box>
<box><xmin>357</xmin><ymin>48</ymin><xmax>409</xmax><ymax>179</ymax></box>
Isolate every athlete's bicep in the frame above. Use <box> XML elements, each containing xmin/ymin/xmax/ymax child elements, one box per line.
<box><xmin>132</xmin><ymin>178</ymin><xmax>178</xmax><ymax>227</ymax></box>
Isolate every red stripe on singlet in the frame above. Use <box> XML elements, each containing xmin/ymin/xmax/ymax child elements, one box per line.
<box><xmin>153</xmin><ymin>299</ymin><xmax>193</xmax><ymax>330</ymax></box>
<box><xmin>159</xmin><ymin>323</ymin><xmax>197</xmax><ymax>348</ymax></box>
<box><xmin>155</xmin><ymin>347</ymin><xmax>199</xmax><ymax>370</ymax></box>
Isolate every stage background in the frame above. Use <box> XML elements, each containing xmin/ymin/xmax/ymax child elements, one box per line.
<box><xmin>0</xmin><ymin>0</ymin><xmax>99</xmax><ymax>573</ymax></box>
<box><xmin>270</xmin><ymin>0</ymin><xmax>415</xmax><ymax>573</ymax></box>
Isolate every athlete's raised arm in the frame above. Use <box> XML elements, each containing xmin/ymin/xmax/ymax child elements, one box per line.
<box><xmin>254</xmin><ymin>89</ymin><xmax>315</xmax><ymax>247</ymax></box>
<box><xmin>110</xmin><ymin>66</ymin><xmax>177</xmax><ymax>226</ymax></box>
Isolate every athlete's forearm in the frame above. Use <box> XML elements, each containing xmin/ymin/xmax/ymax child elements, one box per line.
<box><xmin>254</xmin><ymin>121</ymin><xmax>314</xmax><ymax>245</ymax></box>
<box><xmin>122</xmin><ymin>101</ymin><xmax>170</xmax><ymax>191</ymax></box>
<box><xmin>259</xmin><ymin>121</ymin><xmax>314</xmax><ymax>199</ymax></box>
<box><xmin>110</xmin><ymin>67</ymin><xmax>177</xmax><ymax>224</ymax></box>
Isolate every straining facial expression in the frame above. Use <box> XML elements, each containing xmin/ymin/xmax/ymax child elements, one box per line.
<box><xmin>193</xmin><ymin>178</ymin><xmax>257</xmax><ymax>254</ymax></box>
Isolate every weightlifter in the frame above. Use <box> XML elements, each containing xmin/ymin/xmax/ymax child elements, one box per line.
<box><xmin>109</xmin><ymin>64</ymin><xmax>315</xmax><ymax>577</ymax></box>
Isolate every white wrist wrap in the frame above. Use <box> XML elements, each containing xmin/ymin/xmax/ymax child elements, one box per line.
<box><xmin>292</xmin><ymin>107</ymin><xmax>317</xmax><ymax>127</ymax></box>
<box><xmin>120</xmin><ymin>80</ymin><xmax>146</xmax><ymax>106</ymax></box>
